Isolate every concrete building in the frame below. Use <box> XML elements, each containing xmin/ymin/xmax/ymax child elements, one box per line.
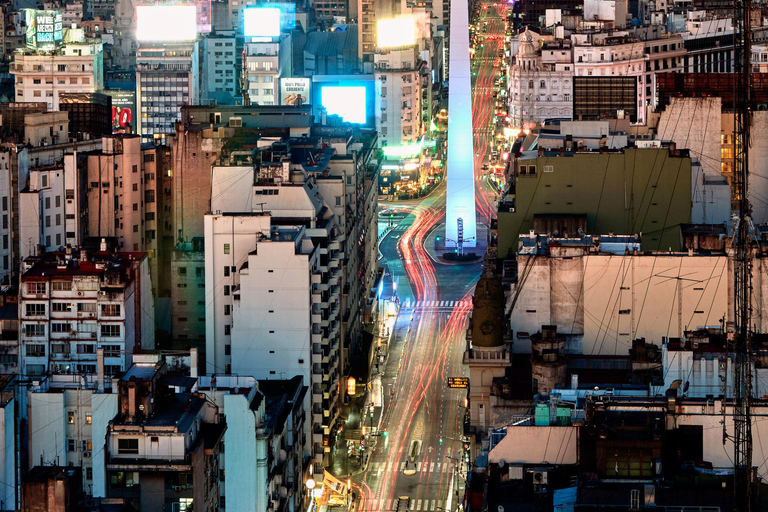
<box><xmin>374</xmin><ymin>46</ymin><xmax>423</xmax><ymax>145</ymax></box>
<box><xmin>10</xmin><ymin>37</ymin><xmax>104</xmax><ymax>111</ymax></box>
<box><xmin>509</xmin><ymin>30</ymin><xmax>573</xmax><ymax>129</ymax></box>
<box><xmin>27</xmin><ymin>373</ymin><xmax>118</xmax><ymax>497</ymax></box>
<box><xmin>102</xmin><ymin>357</ymin><xmax>224</xmax><ymax>511</ymax></box>
<box><xmin>496</xmin><ymin>147</ymin><xmax>693</xmax><ymax>258</ymax></box>
<box><xmin>243</xmin><ymin>41</ymin><xmax>280</xmax><ymax>106</ymax></box>
<box><xmin>83</xmin><ymin>135</ymin><xmax>171</xmax><ymax>293</ymax></box>
<box><xmin>681</xmin><ymin>11</ymin><xmax>734</xmax><ymax>73</ymax></box>
<box><xmin>21</xmin><ymin>466</ymin><xmax>82</xmax><ymax>512</ymax></box>
<box><xmin>202</xmin><ymin>31</ymin><xmax>239</xmax><ymax>105</ymax></box>
<box><xmin>197</xmin><ymin>375</ymin><xmax>308</xmax><ymax>512</ymax></box>
<box><xmin>19</xmin><ymin>248</ymin><xmax>155</xmax><ymax>378</ymax></box>
<box><xmin>136</xmin><ymin>42</ymin><xmax>200</xmax><ymax>143</ymax></box>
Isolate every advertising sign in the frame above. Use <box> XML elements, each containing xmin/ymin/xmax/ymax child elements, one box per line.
<box><xmin>243</xmin><ymin>7</ymin><xmax>281</xmax><ymax>37</ymax></box>
<box><xmin>377</xmin><ymin>17</ymin><xmax>415</xmax><ymax>48</ymax></box>
<box><xmin>25</xmin><ymin>9</ymin><xmax>63</xmax><ymax>51</ymax></box>
<box><xmin>280</xmin><ymin>78</ymin><xmax>310</xmax><ymax>106</ymax></box>
<box><xmin>136</xmin><ymin>5</ymin><xmax>197</xmax><ymax>41</ymax></box>
<box><xmin>105</xmin><ymin>90</ymin><xmax>136</xmax><ymax>134</ymax></box>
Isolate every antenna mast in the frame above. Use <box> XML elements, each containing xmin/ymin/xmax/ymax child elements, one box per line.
<box><xmin>733</xmin><ymin>0</ymin><xmax>753</xmax><ymax>506</ymax></box>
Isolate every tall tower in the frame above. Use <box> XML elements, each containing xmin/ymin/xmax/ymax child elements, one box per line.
<box><xmin>445</xmin><ymin>0</ymin><xmax>476</xmax><ymax>248</ymax></box>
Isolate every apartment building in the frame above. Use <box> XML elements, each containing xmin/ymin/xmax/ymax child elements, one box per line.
<box><xmin>375</xmin><ymin>46</ymin><xmax>423</xmax><ymax>145</ymax></box>
<box><xmin>136</xmin><ymin>42</ymin><xmax>200</xmax><ymax>143</ymax></box>
<box><xmin>202</xmin><ymin>31</ymin><xmax>240</xmax><ymax>105</ymax></box>
<box><xmin>11</xmin><ymin>38</ymin><xmax>104</xmax><ymax>111</ymax></box>
<box><xmin>243</xmin><ymin>41</ymin><xmax>280</xmax><ymax>106</ymax></box>
<box><xmin>84</xmin><ymin>135</ymin><xmax>170</xmax><ymax>293</ymax></box>
<box><xmin>18</xmin><ymin>247</ymin><xmax>155</xmax><ymax>379</ymax></box>
<box><xmin>102</xmin><ymin>358</ymin><xmax>224</xmax><ymax>511</ymax></box>
<box><xmin>27</xmin><ymin>373</ymin><xmax>118</xmax><ymax>497</ymax></box>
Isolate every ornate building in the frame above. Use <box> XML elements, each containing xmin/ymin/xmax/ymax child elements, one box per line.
<box><xmin>508</xmin><ymin>28</ymin><xmax>574</xmax><ymax>129</ymax></box>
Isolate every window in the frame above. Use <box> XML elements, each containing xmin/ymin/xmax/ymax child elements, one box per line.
<box><xmin>52</xmin><ymin>302</ymin><xmax>72</xmax><ymax>312</ymax></box>
<box><xmin>51</xmin><ymin>343</ymin><xmax>67</xmax><ymax>354</ymax></box>
<box><xmin>224</xmin><ymin>325</ymin><xmax>231</xmax><ymax>335</ymax></box>
<box><xmin>25</xmin><ymin>324</ymin><xmax>45</xmax><ymax>336</ymax></box>
<box><xmin>225</xmin><ymin>344</ymin><xmax>231</xmax><ymax>355</ymax></box>
<box><xmin>67</xmin><ymin>439</ymin><xmax>77</xmax><ymax>452</ymax></box>
<box><xmin>224</xmin><ymin>285</ymin><xmax>230</xmax><ymax>296</ymax></box>
<box><xmin>105</xmin><ymin>365</ymin><xmax>122</xmax><ymax>375</ymax></box>
<box><xmin>224</xmin><ymin>266</ymin><xmax>230</xmax><ymax>277</ymax></box>
<box><xmin>77</xmin><ymin>302</ymin><xmax>97</xmax><ymax>312</ymax></box>
<box><xmin>68</xmin><ymin>411</ymin><xmax>75</xmax><ymax>424</ymax></box>
<box><xmin>77</xmin><ymin>344</ymin><xmax>95</xmax><ymax>354</ymax></box>
<box><xmin>86</xmin><ymin>467</ymin><xmax>93</xmax><ymax>481</ymax></box>
<box><xmin>103</xmin><ymin>344</ymin><xmax>121</xmax><ymax>357</ymax></box>
<box><xmin>27</xmin><ymin>282</ymin><xmax>46</xmax><ymax>295</ymax></box>
<box><xmin>52</xmin><ymin>281</ymin><xmax>72</xmax><ymax>291</ymax></box>
<box><xmin>51</xmin><ymin>322</ymin><xmax>71</xmax><ymax>333</ymax></box>
<box><xmin>102</xmin><ymin>304</ymin><xmax>121</xmax><ymax>316</ymax></box>
<box><xmin>117</xmin><ymin>438</ymin><xmax>139</xmax><ymax>455</ymax></box>
<box><xmin>25</xmin><ymin>344</ymin><xmax>45</xmax><ymax>357</ymax></box>
<box><xmin>224</xmin><ymin>243</ymin><xmax>230</xmax><ymax>254</ymax></box>
<box><xmin>101</xmin><ymin>324</ymin><xmax>121</xmax><ymax>337</ymax></box>
<box><xmin>145</xmin><ymin>190</ymin><xmax>155</xmax><ymax>203</ymax></box>
<box><xmin>224</xmin><ymin>305</ymin><xmax>230</xmax><ymax>315</ymax></box>
<box><xmin>25</xmin><ymin>303</ymin><xmax>46</xmax><ymax>316</ymax></box>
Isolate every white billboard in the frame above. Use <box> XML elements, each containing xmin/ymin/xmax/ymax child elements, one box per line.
<box><xmin>136</xmin><ymin>5</ymin><xmax>197</xmax><ymax>41</ymax></box>
<box><xmin>321</xmin><ymin>86</ymin><xmax>366</xmax><ymax>124</ymax></box>
<box><xmin>281</xmin><ymin>78</ymin><xmax>310</xmax><ymax>106</ymax></box>
<box><xmin>377</xmin><ymin>17</ymin><xmax>416</xmax><ymax>48</ymax></box>
<box><xmin>244</xmin><ymin>7</ymin><xmax>281</xmax><ymax>37</ymax></box>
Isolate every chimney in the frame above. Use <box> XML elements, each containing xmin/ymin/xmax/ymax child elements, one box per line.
<box><xmin>190</xmin><ymin>348</ymin><xmax>198</xmax><ymax>378</ymax></box>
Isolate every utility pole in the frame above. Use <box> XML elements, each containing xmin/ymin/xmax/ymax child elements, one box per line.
<box><xmin>733</xmin><ymin>0</ymin><xmax>753</xmax><ymax>506</ymax></box>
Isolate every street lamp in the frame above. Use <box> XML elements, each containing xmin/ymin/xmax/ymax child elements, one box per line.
<box><xmin>306</xmin><ymin>479</ymin><xmax>316</xmax><ymax>512</ymax></box>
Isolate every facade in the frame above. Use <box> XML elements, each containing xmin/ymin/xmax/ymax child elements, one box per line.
<box><xmin>509</xmin><ymin>30</ymin><xmax>573</xmax><ymax>128</ymax></box>
<box><xmin>27</xmin><ymin>374</ymin><xmax>118</xmax><ymax>497</ymax></box>
<box><xmin>202</xmin><ymin>31</ymin><xmax>240</xmax><ymax>105</ymax></box>
<box><xmin>375</xmin><ymin>47</ymin><xmax>423</xmax><ymax>146</ymax></box>
<box><xmin>496</xmin><ymin>147</ymin><xmax>693</xmax><ymax>258</ymax></box>
<box><xmin>10</xmin><ymin>39</ymin><xmax>104</xmax><ymax>111</ymax></box>
<box><xmin>18</xmin><ymin>248</ymin><xmax>155</xmax><ymax>378</ymax></box>
<box><xmin>102</xmin><ymin>358</ymin><xmax>224</xmax><ymax>511</ymax></box>
<box><xmin>136</xmin><ymin>42</ymin><xmax>200</xmax><ymax>143</ymax></box>
<box><xmin>243</xmin><ymin>41</ymin><xmax>280</xmax><ymax>106</ymax></box>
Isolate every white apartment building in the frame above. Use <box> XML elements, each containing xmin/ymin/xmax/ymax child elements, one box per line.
<box><xmin>27</xmin><ymin>373</ymin><xmax>118</xmax><ymax>497</ymax></box>
<box><xmin>19</xmin><ymin>248</ymin><xmax>155</xmax><ymax>379</ymax></box>
<box><xmin>375</xmin><ymin>46</ymin><xmax>423</xmax><ymax>145</ymax></box>
<box><xmin>243</xmin><ymin>41</ymin><xmax>279</xmax><ymax>105</ymax></box>
<box><xmin>10</xmin><ymin>39</ymin><xmax>104</xmax><ymax>111</ymax></box>
<box><xmin>136</xmin><ymin>43</ymin><xmax>199</xmax><ymax>143</ymax></box>
<box><xmin>681</xmin><ymin>12</ymin><xmax>734</xmax><ymax>73</ymax></box>
<box><xmin>202</xmin><ymin>32</ymin><xmax>239</xmax><ymax>103</ymax></box>
<box><xmin>509</xmin><ymin>30</ymin><xmax>574</xmax><ymax>128</ymax></box>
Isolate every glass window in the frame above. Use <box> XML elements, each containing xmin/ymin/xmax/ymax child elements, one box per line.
<box><xmin>117</xmin><ymin>439</ymin><xmax>139</xmax><ymax>455</ymax></box>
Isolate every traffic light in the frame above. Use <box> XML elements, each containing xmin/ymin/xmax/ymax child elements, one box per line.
<box><xmin>439</xmin><ymin>436</ymin><xmax>443</xmax><ymax>444</ymax></box>
<box><xmin>383</xmin><ymin>430</ymin><xmax>388</xmax><ymax>437</ymax></box>
<box><xmin>436</xmin><ymin>236</ymin><xmax>441</xmax><ymax>242</ymax></box>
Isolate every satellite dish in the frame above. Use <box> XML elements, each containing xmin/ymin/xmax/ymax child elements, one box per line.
<box><xmin>498</xmin><ymin>459</ymin><xmax>506</xmax><ymax>468</ymax></box>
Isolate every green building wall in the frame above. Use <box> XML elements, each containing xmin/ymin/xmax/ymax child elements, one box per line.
<box><xmin>497</xmin><ymin>149</ymin><xmax>692</xmax><ymax>258</ymax></box>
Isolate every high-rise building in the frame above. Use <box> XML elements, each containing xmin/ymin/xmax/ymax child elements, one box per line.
<box><xmin>18</xmin><ymin>247</ymin><xmax>155</xmax><ymax>379</ymax></box>
<box><xmin>243</xmin><ymin>41</ymin><xmax>279</xmax><ymax>105</ymax></box>
<box><xmin>201</xmin><ymin>31</ymin><xmax>240</xmax><ymax>105</ymax></box>
<box><xmin>10</xmin><ymin>37</ymin><xmax>104</xmax><ymax>111</ymax></box>
<box><xmin>375</xmin><ymin>46</ymin><xmax>424</xmax><ymax>145</ymax></box>
<box><xmin>136</xmin><ymin>43</ymin><xmax>200</xmax><ymax>143</ymax></box>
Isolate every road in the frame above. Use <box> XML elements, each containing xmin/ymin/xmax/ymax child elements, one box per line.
<box><xmin>348</xmin><ymin>2</ymin><xmax>510</xmax><ymax>511</ymax></box>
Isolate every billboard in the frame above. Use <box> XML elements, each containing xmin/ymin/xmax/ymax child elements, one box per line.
<box><xmin>377</xmin><ymin>17</ymin><xmax>415</xmax><ymax>48</ymax></box>
<box><xmin>280</xmin><ymin>78</ymin><xmax>310</xmax><ymax>106</ymax></box>
<box><xmin>136</xmin><ymin>5</ymin><xmax>197</xmax><ymax>41</ymax></box>
<box><xmin>321</xmin><ymin>86</ymin><xmax>366</xmax><ymax>124</ymax></box>
<box><xmin>25</xmin><ymin>9</ymin><xmax>63</xmax><ymax>51</ymax></box>
<box><xmin>105</xmin><ymin>90</ymin><xmax>136</xmax><ymax>134</ymax></box>
<box><xmin>243</xmin><ymin>7</ymin><xmax>281</xmax><ymax>37</ymax></box>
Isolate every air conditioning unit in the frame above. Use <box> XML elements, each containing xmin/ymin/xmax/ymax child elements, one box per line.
<box><xmin>98</xmin><ymin>291</ymin><xmax>106</xmax><ymax>296</ymax></box>
<box><xmin>83</xmin><ymin>451</ymin><xmax>91</xmax><ymax>458</ymax></box>
<box><xmin>229</xmin><ymin>117</ymin><xmax>242</xmax><ymax>128</ymax></box>
<box><xmin>77</xmin><ymin>291</ymin><xmax>83</xmax><ymax>296</ymax></box>
<box><xmin>90</xmin><ymin>333</ymin><xmax>96</xmax><ymax>339</ymax></box>
<box><xmin>533</xmin><ymin>470</ymin><xmax>548</xmax><ymax>484</ymax></box>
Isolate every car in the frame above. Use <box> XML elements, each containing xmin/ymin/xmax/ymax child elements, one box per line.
<box><xmin>482</xmin><ymin>163</ymin><xmax>489</xmax><ymax>170</ymax></box>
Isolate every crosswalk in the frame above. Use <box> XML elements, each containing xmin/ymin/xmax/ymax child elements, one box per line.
<box><xmin>370</xmin><ymin>460</ymin><xmax>454</xmax><ymax>475</ymax></box>
<box><xmin>370</xmin><ymin>497</ymin><xmax>446</xmax><ymax>512</ymax></box>
<box><xmin>404</xmin><ymin>300</ymin><xmax>471</xmax><ymax>309</ymax></box>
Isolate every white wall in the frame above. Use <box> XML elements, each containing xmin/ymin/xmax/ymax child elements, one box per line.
<box><xmin>91</xmin><ymin>392</ymin><xmax>118</xmax><ymax>498</ymax></box>
<box><xmin>28</xmin><ymin>392</ymin><xmax>66</xmax><ymax>467</ymax></box>
<box><xmin>0</xmin><ymin>400</ymin><xmax>15</xmax><ymax>509</ymax></box>
<box><xmin>223</xmin><ymin>393</ymin><xmax>259</xmax><ymax>511</ymax></box>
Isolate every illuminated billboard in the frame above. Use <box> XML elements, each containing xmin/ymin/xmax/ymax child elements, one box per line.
<box><xmin>280</xmin><ymin>78</ymin><xmax>310</xmax><ymax>106</ymax></box>
<box><xmin>136</xmin><ymin>5</ymin><xmax>197</xmax><ymax>41</ymax></box>
<box><xmin>377</xmin><ymin>17</ymin><xmax>415</xmax><ymax>48</ymax></box>
<box><xmin>243</xmin><ymin>7</ymin><xmax>281</xmax><ymax>37</ymax></box>
<box><xmin>105</xmin><ymin>90</ymin><xmax>136</xmax><ymax>134</ymax></box>
<box><xmin>321</xmin><ymin>86</ymin><xmax>366</xmax><ymax>124</ymax></box>
<box><xmin>25</xmin><ymin>9</ymin><xmax>63</xmax><ymax>51</ymax></box>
